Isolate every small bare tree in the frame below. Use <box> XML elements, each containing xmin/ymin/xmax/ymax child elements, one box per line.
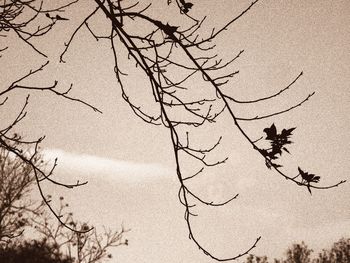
<box><xmin>0</xmin><ymin>144</ymin><xmax>128</xmax><ymax>262</ymax></box>
<box><xmin>244</xmin><ymin>238</ymin><xmax>350</xmax><ymax>263</ymax></box>
<box><xmin>32</xmin><ymin>197</ymin><xmax>128</xmax><ymax>263</ymax></box>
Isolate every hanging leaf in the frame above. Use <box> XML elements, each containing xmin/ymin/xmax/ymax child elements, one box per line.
<box><xmin>163</xmin><ymin>23</ymin><xmax>179</xmax><ymax>35</ymax></box>
<box><xmin>263</xmin><ymin>123</ymin><xmax>277</xmax><ymax>140</ymax></box>
<box><xmin>184</xmin><ymin>2</ymin><xmax>193</xmax><ymax>9</ymax></box>
<box><xmin>261</xmin><ymin>124</ymin><xmax>296</xmax><ymax>161</ymax></box>
<box><xmin>182</xmin><ymin>2</ymin><xmax>194</xmax><ymax>13</ymax></box>
<box><xmin>281</xmin><ymin>127</ymin><xmax>296</xmax><ymax>138</ymax></box>
<box><xmin>298</xmin><ymin>167</ymin><xmax>320</xmax><ymax>183</ymax></box>
<box><xmin>271</xmin><ymin>163</ymin><xmax>283</xmax><ymax>169</ymax></box>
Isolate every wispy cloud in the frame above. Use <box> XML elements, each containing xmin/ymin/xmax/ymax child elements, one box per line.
<box><xmin>43</xmin><ymin>148</ymin><xmax>174</xmax><ymax>182</ymax></box>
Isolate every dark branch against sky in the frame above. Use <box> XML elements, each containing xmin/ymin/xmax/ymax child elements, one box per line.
<box><xmin>0</xmin><ymin>0</ymin><xmax>349</xmax><ymax>262</ymax></box>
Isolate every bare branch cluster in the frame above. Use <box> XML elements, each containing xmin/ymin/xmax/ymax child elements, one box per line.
<box><xmin>53</xmin><ymin>0</ymin><xmax>346</xmax><ymax>260</ymax></box>
<box><xmin>1</xmin><ymin>0</ymin><xmax>104</xmax><ymax>238</ymax></box>
<box><xmin>0</xmin><ymin>0</ymin><xmax>78</xmax><ymax>57</ymax></box>
<box><xmin>0</xmin><ymin>0</ymin><xmax>346</xmax><ymax>261</ymax></box>
<box><xmin>0</xmin><ymin>66</ymin><xmax>94</xmax><ymax>236</ymax></box>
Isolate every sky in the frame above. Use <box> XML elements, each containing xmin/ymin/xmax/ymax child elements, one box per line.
<box><xmin>1</xmin><ymin>0</ymin><xmax>349</xmax><ymax>262</ymax></box>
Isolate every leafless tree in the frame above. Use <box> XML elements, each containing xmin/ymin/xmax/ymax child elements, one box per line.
<box><xmin>0</xmin><ymin>144</ymin><xmax>128</xmax><ymax>262</ymax></box>
<box><xmin>32</xmin><ymin>197</ymin><xmax>129</xmax><ymax>263</ymax></box>
<box><xmin>0</xmin><ymin>0</ymin><xmax>346</xmax><ymax>261</ymax></box>
<box><xmin>0</xmin><ymin>139</ymin><xmax>43</xmax><ymax>244</ymax></box>
<box><xmin>244</xmin><ymin>238</ymin><xmax>350</xmax><ymax>263</ymax></box>
<box><xmin>316</xmin><ymin>238</ymin><xmax>350</xmax><ymax>263</ymax></box>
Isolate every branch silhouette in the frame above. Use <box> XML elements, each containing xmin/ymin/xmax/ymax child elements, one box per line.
<box><xmin>1</xmin><ymin>0</ymin><xmax>346</xmax><ymax>261</ymax></box>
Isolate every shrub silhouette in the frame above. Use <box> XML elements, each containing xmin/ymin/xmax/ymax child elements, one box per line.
<box><xmin>0</xmin><ymin>239</ymin><xmax>73</xmax><ymax>263</ymax></box>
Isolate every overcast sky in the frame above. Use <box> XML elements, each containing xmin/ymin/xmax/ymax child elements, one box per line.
<box><xmin>1</xmin><ymin>0</ymin><xmax>349</xmax><ymax>262</ymax></box>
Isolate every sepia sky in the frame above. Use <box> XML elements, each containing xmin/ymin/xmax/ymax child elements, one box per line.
<box><xmin>1</xmin><ymin>0</ymin><xmax>349</xmax><ymax>262</ymax></box>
